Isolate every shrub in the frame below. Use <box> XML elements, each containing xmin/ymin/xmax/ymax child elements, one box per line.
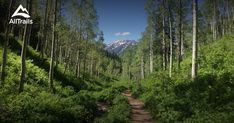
<box><xmin>95</xmin><ymin>95</ymin><xmax>130</xmax><ymax>123</ymax></box>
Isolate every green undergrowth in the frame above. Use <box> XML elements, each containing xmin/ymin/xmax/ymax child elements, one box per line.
<box><xmin>0</xmin><ymin>34</ymin><xmax>105</xmax><ymax>91</ymax></box>
<box><xmin>94</xmin><ymin>94</ymin><xmax>131</xmax><ymax>123</ymax></box>
<box><xmin>0</xmin><ymin>34</ymin><xmax>130</xmax><ymax>123</ymax></box>
<box><xmin>92</xmin><ymin>80</ymin><xmax>131</xmax><ymax>123</ymax></box>
<box><xmin>131</xmin><ymin>36</ymin><xmax>234</xmax><ymax>123</ymax></box>
<box><xmin>0</xmin><ymin>47</ymin><xmax>97</xmax><ymax>123</ymax></box>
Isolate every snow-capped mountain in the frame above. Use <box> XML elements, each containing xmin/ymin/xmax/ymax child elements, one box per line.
<box><xmin>105</xmin><ymin>40</ymin><xmax>137</xmax><ymax>55</ymax></box>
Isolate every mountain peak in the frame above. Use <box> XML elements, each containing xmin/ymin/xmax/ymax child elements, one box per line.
<box><xmin>105</xmin><ymin>40</ymin><xmax>137</xmax><ymax>55</ymax></box>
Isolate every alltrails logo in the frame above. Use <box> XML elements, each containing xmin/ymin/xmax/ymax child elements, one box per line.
<box><xmin>9</xmin><ymin>4</ymin><xmax>33</xmax><ymax>24</ymax></box>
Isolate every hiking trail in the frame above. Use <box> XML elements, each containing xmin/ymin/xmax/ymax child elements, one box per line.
<box><xmin>123</xmin><ymin>90</ymin><xmax>155</xmax><ymax>123</ymax></box>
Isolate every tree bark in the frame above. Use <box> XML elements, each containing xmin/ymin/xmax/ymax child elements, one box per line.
<box><xmin>90</xmin><ymin>54</ymin><xmax>93</xmax><ymax>77</ymax></box>
<box><xmin>181</xmin><ymin>23</ymin><xmax>184</xmax><ymax>60</ymax></box>
<box><xmin>213</xmin><ymin>0</ymin><xmax>217</xmax><ymax>40</ymax></box>
<box><xmin>178</xmin><ymin>0</ymin><xmax>182</xmax><ymax>69</ymax></box>
<box><xmin>192</xmin><ymin>0</ymin><xmax>198</xmax><ymax>80</ymax></box>
<box><xmin>141</xmin><ymin>54</ymin><xmax>144</xmax><ymax>80</ymax></box>
<box><xmin>149</xmin><ymin>33</ymin><xmax>153</xmax><ymax>73</ymax></box>
<box><xmin>19</xmin><ymin>0</ymin><xmax>32</xmax><ymax>93</ymax></box>
<box><xmin>49</xmin><ymin>0</ymin><xmax>57</xmax><ymax>92</ymax></box>
<box><xmin>162</xmin><ymin>9</ymin><xmax>166</xmax><ymax>71</ymax></box>
<box><xmin>226</xmin><ymin>0</ymin><xmax>231</xmax><ymax>33</ymax></box>
<box><xmin>19</xmin><ymin>25</ymin><xmax>28</xmax><ymax>93</ymax></box>
<box><xmin>83</xmin><ymin>37</ymin><xmax>88</xmax><ymax>78</ymax></box>
<box><xmin>1</xmin><ymin>0</ymin><xmax>13</xmax><ymax>84</ymax></box>
<box><xmin>59</xmin><ymin>45</ymin><xmax>62</xmax><ymax>64</ymax></box>
<box><xmin>75</xmin><ymin>50</ymin><xmax>80</xmax><ymax>78</ymax></box>
<box><xmin>41</xmin><ymin>0</ymin><xmax>49</xmax><ymax>58</ymax></box>
<box><xmin>169</xmin><ymin>14</ymin><xmax>173</xmax><ymax>78</ymax></box>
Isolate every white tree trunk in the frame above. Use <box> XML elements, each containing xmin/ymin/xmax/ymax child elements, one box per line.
<box><xmin>141</xmin><ymin>54</ymin><xmax>144</xmax><ymax>79</ymax></box>
<box><xmin>169</xmin><ymin>15</ymin><xmax>173</xmax><ymax>78</ymax></box>
<box><xmin>192</xmin><ymin>0</ymin><xmax>198</xmax><ymax>80</ymax></box>
<box><xmin>49</xmin><ymin>0</ymin><xmax>57</xmax><ymax>91</ymax></box>
<box><xmin>149</xmin><ymin>33</ymin><xmax>153</xmax><ymax>73</ymax></box>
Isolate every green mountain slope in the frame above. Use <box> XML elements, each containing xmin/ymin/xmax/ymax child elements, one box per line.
<box><xmin>0</xmin><ymin>35</ymin><xmax>131</xmax><ymax>123</ymax></box>
<box><xmin>0</xmin><ymin>36</ymin><xmax>98</xmax><ymax>122</ymax></box>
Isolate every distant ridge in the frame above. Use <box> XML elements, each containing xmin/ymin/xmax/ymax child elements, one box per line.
<box><xmin>105</xmin><ymin>40</ymin><xmax>137</xmax><ymax>55</ymax></box>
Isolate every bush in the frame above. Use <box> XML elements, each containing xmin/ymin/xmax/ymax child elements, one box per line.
<box><xmin>94</xmin><ymin>86</ymin><xmax>123</xmax><ymax>104</ymax></box>
<box><xmin>0</xmin><ymin>90</ymin><xmax>97</xmax><ymax>123</ymax></box>
<box><xmin>95</xmin><ymin>95</ymin><xmax>131</xmax><ymax>123</ymax></box>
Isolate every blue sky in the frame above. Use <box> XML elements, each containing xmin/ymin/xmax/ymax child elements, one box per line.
<box><xmin>94</xmin><ymin>0</ymin><xmax>147</xmax><ymax>44</ymax></box>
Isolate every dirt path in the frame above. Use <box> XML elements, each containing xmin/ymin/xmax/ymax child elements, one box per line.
<box><xmin>123</xmin><ymin>90</ymin><xmax>155</xmax><ymax>123</ymax></box>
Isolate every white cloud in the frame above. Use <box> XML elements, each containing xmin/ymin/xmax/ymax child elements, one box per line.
<box><xmin>122</xmin><ymin>32</ymin><xmax>130</xmax><ymax>36</ymax></box>
<box><xmin>115</xmin><ymin>32</ymin><xmax>131</xmax><ymax>36</ymax></box>
<box><xmin>115</xmin><ymin>32</ymin><xmax>121</xmax><ymax>36</ymax></box>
